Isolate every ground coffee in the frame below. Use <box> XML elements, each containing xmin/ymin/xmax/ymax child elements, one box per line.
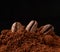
<box><xmin>0</xmin><ymin>25</ymin><xmax>60</xmax><ymax>52</ymax></box>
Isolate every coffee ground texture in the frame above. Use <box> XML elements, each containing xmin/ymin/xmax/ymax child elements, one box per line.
<box><xmin>0</xmin><ymin>27</ymin><xmax>60</xmax><ymax>52</ymax></box>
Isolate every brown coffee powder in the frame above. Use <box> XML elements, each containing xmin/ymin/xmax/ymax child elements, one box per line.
<box><xmin>0</xmin><ymin>27</ymin><xmax>60</xmax><ymax>52</ymax></box>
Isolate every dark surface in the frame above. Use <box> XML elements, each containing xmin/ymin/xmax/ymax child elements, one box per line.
<box><xmin>0</xmin><ymin>0</ymin><xmax>60</xmax><ymax>35</ymax></box>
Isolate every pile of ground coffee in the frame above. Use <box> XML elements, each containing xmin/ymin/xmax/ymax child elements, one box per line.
<box><xmin>0</xmin><ymin>27</ymin><xmax>60</xmax><ymax>52</ymax></box>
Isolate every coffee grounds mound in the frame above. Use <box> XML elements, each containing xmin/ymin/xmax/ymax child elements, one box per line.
<box><xmin>0</xmin><ymin>27</ymin><xmax>60</xmax><ymax>52</ymax></box>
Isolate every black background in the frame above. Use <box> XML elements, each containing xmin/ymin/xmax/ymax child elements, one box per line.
<box><xmin>0</xmin><ymin>0</ymin><xmax>60</xmax><ymax>35</ymax></box>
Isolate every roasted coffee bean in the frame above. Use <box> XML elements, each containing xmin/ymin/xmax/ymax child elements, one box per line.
<box><xmin>11</xmin><ymin>22</ymin><xmax>23</xmax><ymax>32</ymax></box>
<box><xmin>25</xmin><ymin>20</ymin><xmax>38</xmax><ymax>32</ymax></box>
<box><xmin>40</xmin><ymin>24</ymin><xmax>54</xmax><ymax>34</ymax></box>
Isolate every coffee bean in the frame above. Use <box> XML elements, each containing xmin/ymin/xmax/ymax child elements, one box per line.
<box><xmin>11</xmin><ymin>22</ymin><xmax>23</xmax><ymax>32</ymax></box>
<box><xmin>40</xmin><ymin>24</ymin><xmax>54</xmax><ymax>34</ymax></box>
<box><xmin>25</xmin><ymin>20</ymin><xmax>38</xmax><ymax>32</ymax></box>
